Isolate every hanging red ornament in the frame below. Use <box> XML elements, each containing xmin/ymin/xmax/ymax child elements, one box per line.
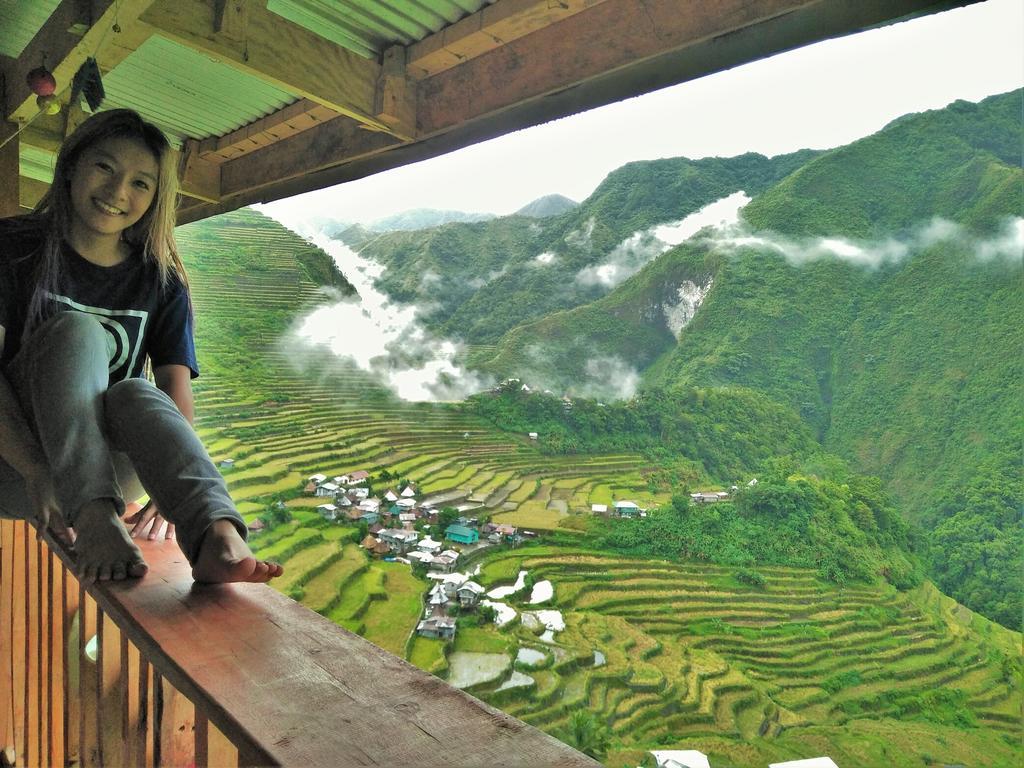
<box><xmin>26</xmin><ymin>66</ymin><xmax>57</xmax><ymax>97</ymax></box>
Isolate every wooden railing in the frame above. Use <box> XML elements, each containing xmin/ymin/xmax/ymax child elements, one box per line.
<box><xmin>1</xmin><ymin>519</ymin><xmax>599</xmax><ymax>767</ymax></box>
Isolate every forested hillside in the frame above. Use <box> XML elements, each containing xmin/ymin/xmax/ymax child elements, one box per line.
<box><xmin>340</xmin><ymin>90</ymin><xmax>1023</xmax><ymax>630</ymax></box>
<box><xmin>346</xmin><ymin>149</ymin><xmax>819</xmax><ymax>344</ymax></box>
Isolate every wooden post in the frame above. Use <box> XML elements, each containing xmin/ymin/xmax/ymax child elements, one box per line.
<box><xmin>79</xmin><ymin>589</ymin><xmax>100</xmax><ymax>767</ymax></box>
<box><xmin>49</xmin><ymin>551</ymin><xmax>67</xmax><ymax>767</ymax></box>
<box><xmin>0</xmin><ymin>121</ymin><xmax>19</xmax><ymax>218</ymax></box>
<box><xmin>0</xmin><ymin>521</ymin><xmax>17</xmax><ymax>766</ymax></box>
<box><xmin>64</xmin><ymin>564</ymin><xmax>81</xmax><ymax>767</ymax></box>
<box><xmin>10</xmin><ymin>523</ymin><xmax>27</xmax><ymax>766</ymax></box>
<box><xmin>99</xmin><ymin>612</ymin><xmax>125</xmax><ymax>766</ymax></box>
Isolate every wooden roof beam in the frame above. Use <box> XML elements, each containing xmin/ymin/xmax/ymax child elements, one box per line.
<box><xmin>196</xmin><ymin>99</ymin><xmax>343</xmax><ymax>163</ymax></box>
<box><xmin>407</xmin><ymin>0</ymin><xmax>612</xmax><ymax>79</ymax></box>
<box><xmin>416</xmin><ymin>0</ymin><xmax>980</xmax><ymax>134</ymax></box>
<box><xmin>178</xmin><ymin>0</ymin><xmax>978</xmax><ymax>223</ymax></box>
<box><xmin>3</xmin><ymin>0</ymin><xmax>156</xmax><ymax>124</ymax></box>
<box><xmin>138</xmin><ymin>0</ymin><xmax>414</xmax><ymax>140</ymax></box>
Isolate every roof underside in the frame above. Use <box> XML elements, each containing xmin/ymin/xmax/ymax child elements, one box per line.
<box><xmin>0</xmin><ymin>0</ymin><xmax>981</xmax><ymax>223</ymax></box>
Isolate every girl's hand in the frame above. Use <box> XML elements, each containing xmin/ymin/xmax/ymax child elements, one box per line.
<box><xmin>124</xmin><ymin>499</ymin><xmax>176</xmax><ymax>540</ymax></box>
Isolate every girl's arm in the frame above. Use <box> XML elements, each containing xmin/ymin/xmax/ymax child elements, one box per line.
<box><xmin>153</xmin><ymin>364</ymin><xmax>195</xmax><ymax>424</ymax></box>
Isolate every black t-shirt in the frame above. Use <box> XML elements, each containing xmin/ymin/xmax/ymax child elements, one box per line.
<box><xmin>0</xmin><ymin>216</ymin><xmax>199</xmax><ymax>383</ymax></box>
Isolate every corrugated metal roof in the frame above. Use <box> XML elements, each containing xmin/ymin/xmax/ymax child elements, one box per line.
<box><xmin>0</xmin><ymin>0</ymin><xmax>62</xmax><ymax>58</ymax></box>
<box><xmin>267</xmin><ymin>0</ymin><xmax>490</xmax><ymax>59</ymax></box>
<box><xmin>99</xmin><ymin>36</ymin><xmax>298</xmax><ymax>146</ymax></box>
<box><xmin>19</xmin><ymin>143</ymin><xmax>55</xmax><ymax>184</ymax></box>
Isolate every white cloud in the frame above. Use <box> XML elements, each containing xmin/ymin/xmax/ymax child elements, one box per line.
<box><xmin>707</xmin><ymin>217</ymin><xmax>1024</xmax><ymax>268</ymax></box>
<box><xmin>283</xmin><ymin>225</ymin><xmax>493</xmax><ymax>402</ymax></box>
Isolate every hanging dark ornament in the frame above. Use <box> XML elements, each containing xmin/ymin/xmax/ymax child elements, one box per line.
<box><xmin>70</xmin><ymin>57</ymin><xmax>105</xmax><ymax>112</ymax></box>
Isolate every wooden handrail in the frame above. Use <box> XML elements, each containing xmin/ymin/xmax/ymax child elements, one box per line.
<box><xmin>1</xmin><ymin>519</ymin><xmax>599</xmax><ymax>767</ymax></box>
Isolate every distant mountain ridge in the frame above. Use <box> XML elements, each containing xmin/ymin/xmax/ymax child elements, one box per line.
<box><xmin>369</xmin><ymin>208</ymin><xmax>496</xmax><ymax>232</ymax></box>
<box><xmin>515</xmin><ymin>194</ymin><xmax>578</xmax><ymax>218</ymax></box>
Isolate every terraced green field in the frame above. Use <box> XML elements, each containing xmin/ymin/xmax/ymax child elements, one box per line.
<box><xmin>463</xmin><ymin>548</ymin><xmax>1022</xmax><ymax>767</ymax></box>
<box><xmin>177</xmin><ymin>209</ymin><xmax>1022</xmax><ymax>767</ymax></box>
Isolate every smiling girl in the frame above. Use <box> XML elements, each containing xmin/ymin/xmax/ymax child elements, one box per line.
<box><xmin>0</xmin><ymin>108</ymin><xmax>283</xmax><ymax>584</ymax></box>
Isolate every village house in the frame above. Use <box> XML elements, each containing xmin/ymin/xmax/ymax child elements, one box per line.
<box><xmin>436</xmin><ymin>572</ymin><xmax>468</xmax><ymax>595</ymax></box>
<box><xmin>614</xmin><ymin>500</ymin><xmax>642</xmax><ymax>517</ymax></box>
<box><xmin>406</xmin><ymin>550</ymin><xmax>432</xmax><ymax>565</ymax></box>
<box><xmin>358</xmin><ymin>498</ymin><xmax>382</xmax><ymax>514</ymax></box>
<box><xmin>429</xmin><ymin>551</ymin><xmax>459</xmax><ymax>573</ymax></box>
<box><xmin>336</xmin><ymin>495</ymin><xmax>353</xmax><ymax>508</ymax></box>
<box><xmin>591</xmin><ymin>503</ymin><xmax>609</xmax><ymax>515</ymax></box>
<box><xmin>316</xmin><ymin>503</ymin><xmax>338</xmax><ymax>521</ymax></box>
<box><xmin>351</xmin><ymin>487</ymin><xmax>370</xmax><ymax>500</ymax></box>
<box><xmin>379</xmin><ymin>528</ymin><xmax>420</xmax><ymax>554</ymax></box>
<box><xmin>315</xmin><ymin>482</ymin><xmax>340</xmax><ymax>498</ymax></box>
<box><xmin>346</xmin><ymin>470</ymin><xmax>371</xmax><ymax>486</ymax></box>
<box><xmin>383</xmin><ymin>489</ymin><xmax>400</xmax><ymax>502</ymax></box>
<box><xmin>303</xmin><ymin>481</ymin><xmax>318</xmax><ymax>495</ymax></box>
<box><xmin>399</xmin><ymin>512</ymin><xmax>418</xmax><ymax>528</ymax></box>
<box><xmin>690</xmin><ymin>491</ymin><xmax>731</xmax><ymax>504</ymax></box>
<box><xmin>401</xmin><ymin>485</ymin><xmax>417</xmax><ymax>498</ymax></box>
<box><xmin>528</xmin><ymin>432</ymin><xmax>538</xmax><ymax>440</ymax></box>
<box><xmin>359</xmin><ymin>512</ymin><xmax>380</xmax><ymax>526</ymax></box>
<box><xmin>456</xmin><ymin>582</ymin><xmax>486</xmax><ymax>608</ymax></box>
<box><xmin>396</xmin><ymin>497</ymin><xmax>417</xmax><ymax>509</ymax></box>
<box><xmin>416</xmin><ymin>536</ymin><xmax>443</xmax><ymax>555</ymax></box>
<box><xmin>416</xmin><ymin>616</ymin><xmax>456</xmax><ymax>640</ymax></box>
<box><xmin>218</xmin><ymin>458</ymin><xmax>235</xmax><ymax>469</ymax></box>
<box><xmin>445</xmin><ymin>525</ymin><xmax>479</xmax><ymax>545</ymax></box>
<box><xmin>494</xmin><ymin>524</ymin><xmax>523</xmax><ymax>547</ymax></box>
<box><xmin>368</xmin><ymin>522</ymin><xmax>384</xmax><ymax>535</ymax></box>
<box><xmin>308</xmin><ymin>473</ymin><xmax>327</xmax><ymax>485</ymax></box>
<box><xmin>246</xmin><ymin>518</ymin><xmax>266</xmax><ymax>535</ymax></box>
<box><xmin>428</xmin><ymin>583</ymin><xmax>449</xmax><ymax>608</ymax></box>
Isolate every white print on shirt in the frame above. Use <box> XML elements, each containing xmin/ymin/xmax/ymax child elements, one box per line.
<box><xmin>45</xmin><ymin>292</ymin><xmax>149</xmax><ymax>381</ymax></box>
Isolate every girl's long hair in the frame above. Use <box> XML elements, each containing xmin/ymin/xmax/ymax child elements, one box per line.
<box><xmin>24</xmin><ymin>108</ymin><xmax>187</xmax><ymax>332</ymax></box>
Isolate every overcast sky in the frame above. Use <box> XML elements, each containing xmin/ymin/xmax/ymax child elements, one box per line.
<box><xmin>260</xmin><ymin>0</ymin><xmax>1023</xmax><ymax>228</ymax></box>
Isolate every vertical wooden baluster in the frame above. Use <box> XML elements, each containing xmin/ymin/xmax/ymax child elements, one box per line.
<box><xmin>38</xmin><ymin>539</ymin><xmax>49</xmax><ymax>768</ymax></box>
<box><xmin>122</xmin><ymin>634</ymin><xmax>133</xmax><ymax>768</ymax></box>
<box><xmin>11</xmin><ymin>522</ymin><xmax>27</xmax><ymax>767</ymax></box>
<box><xmin>24</xmin><ymin>536</ymin><xmax>34</xmax><ymax>768</ymax></box>
<box><xmin>138</xmin><ymin>656</ymin><xmax>151</xmax><ymax>768</ymax></box>
<box><xmin>208</xmin><ymin>721</ymin><xmax>239</xmax><ymax>768</ymax></box>
<box><xmin>49</xmin><ymin>551</ymin><xmax>66</xmax><ymax>768</ymax></box>
<box><xmin>151</xmin><ymin>670</ymin><xmax>163</xmax><ymax>768</ymax></box>
<box><xmin>0</xmin><ymin>521</ymin><xmax>17</xmax><ymax>767</ymax></box>
<box><xmin>99</xmin><ymin>611</ymin><xmax>124</xmax><ymax>767</ymax></box>
<box><xmin>159</xmin><ymin>678</ymin><xmax>195</xmax><ymax>768</ymax></box>
<box><xmin>64</xmin><ymin>566</ymin><xmax>81</xmax><ymax>768</ymax></box>
<box><xmin>79</xmin><ymin>588</ymin><xmax>99</xmax><ymax>767</ymax></box>
<box><xmin>25</xmin><ymin>525</ymin><xmax>40</xmax><ymax>768</ymax></box>
<box><xmin>194</xmin><ymin>710</ymin><xmax>209</xmax><ymax>768</ymax></box>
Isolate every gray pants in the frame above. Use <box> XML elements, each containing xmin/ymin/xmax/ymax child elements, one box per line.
<box><xmin>0</xmin><ymin>311</ymin><xmax>245</xmax><ymax>564</ymax></box>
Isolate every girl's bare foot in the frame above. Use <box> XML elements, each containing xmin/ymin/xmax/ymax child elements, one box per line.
<box><xmin>192</xmin><ymin>519</ymin><xmax>284</xmax><ymax>584</ymax></box>
<box><xmin>73</xmin><ymin>500</ymin><xmax>149</xmax><ymax>582</ymax></box>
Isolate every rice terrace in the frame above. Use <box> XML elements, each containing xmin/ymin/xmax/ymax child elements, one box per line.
<box><xmin>177</xmin><ymin>201</ymin><xmax>1022</xmax><ymax>768</ymax></box>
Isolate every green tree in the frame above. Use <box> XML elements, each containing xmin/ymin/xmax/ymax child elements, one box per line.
<box><xmin>558</xmin><ymin>710</ymin><xmax>610</xmax><ymax>760</ymax></box>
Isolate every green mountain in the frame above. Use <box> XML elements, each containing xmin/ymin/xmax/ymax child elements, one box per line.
<box><xmin>465</xmin><ymin>90</ymin><xmax>1023</xmax><ymax>629</ymax></box>
<box><xmin>347</xmin><ymin>149</ymin><xmax>820</xmax><ymax>344</ymax></box>
<box><xmin>515</xmin><ymin>193</ymin><xmax>578</xmax><ymax>218</ymax></box>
